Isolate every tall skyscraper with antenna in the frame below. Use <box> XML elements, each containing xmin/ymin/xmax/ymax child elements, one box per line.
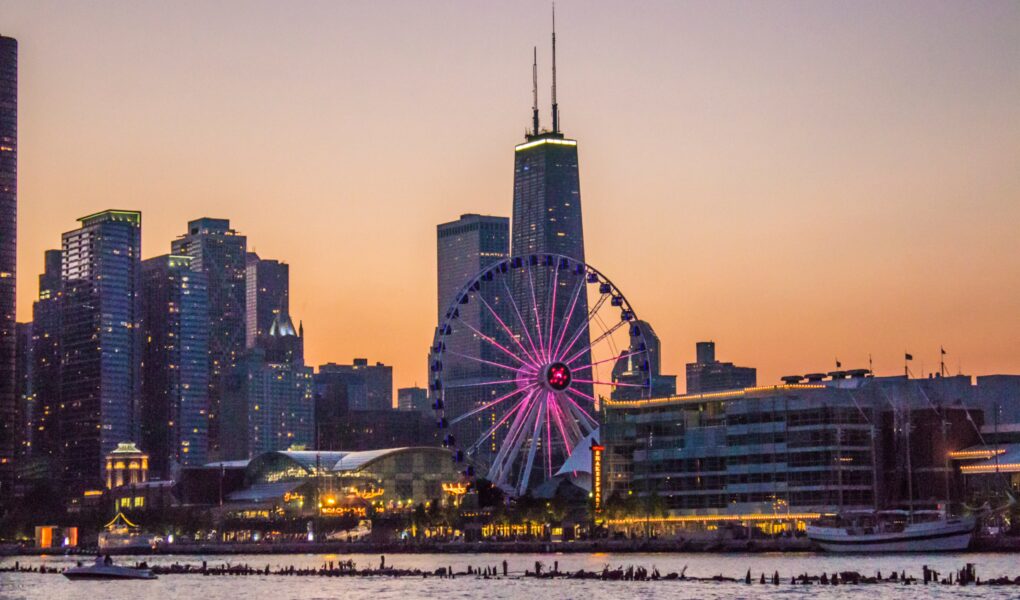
<box><xmin>511</xmin><ymin>7</ymin><xmax>584</xmax><ymax>262</ymax></box>
<box><xmin>509</xmin><ymin>9</ymin><xmax>592</xmax><ymax>486</ymax></box>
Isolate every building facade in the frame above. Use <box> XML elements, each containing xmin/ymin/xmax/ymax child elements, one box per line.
<box><xmin>397</xmin><ymin>386</ymin><xmax>429</xmax><ymax>413</ymax></box>
<box><xmin>223</xmin><ymin>312</ymin><xmax>313</xmax><ymax>459</ymax></box>
<box><xmin>316</xmin><ymin>360</ymin><xmax>392</xmax><ymax>412</ymax></box>
<box><xmin>685</xmin><ymin>341</ymin><xmax>757</xmax><ymax>394</ymax></box>
<box><xmin>245</xmin><ymin>253</ymin><xmax>289</xmax><ymax>349</ymax></box>
<box><xmin>601</xmin><ymin>374</ymin><xmax>984</xmax><ymax>532</ymax></box>
<box><xmin>0</xmin><ymin>35</ymin><xmax>17</xmax><ymax>502</ymax></box>
<box><xmin>611</xmin><ymin>320</ymin><xmax>677</xmax><ymax>400</ymax></box>
<box><xmin>29</xmin><ymin>250</ymin><xmax>62</xmax><ymax>471</ymax></box>
<box><xmin>171</xmin><ymin>218</ymin><xmax>247</xmax><ymax>458</ymax></box>
<box><xmin>141</xmin><ymin>254</ymin><xmax>210</xmax><ymax>476</ymax></box>
<box><xmin>59</xmin><ymin>210</ymin><xmax>143</xmax><ymax>492</ymax></box>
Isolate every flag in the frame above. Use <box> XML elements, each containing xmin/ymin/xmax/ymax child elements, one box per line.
<box><xmin>905</xmin><ymin>353</ymin><xmax>913</xmax><ymax>361</ymax></box>
<box><xmin>835</xmin><ymin>359</ymin><xmax>841</xmax><ymax>368</ymax></box>
<box><xmin>941</xmin><ymin>347</ymin><xmax>947</xmax><ymax>355</ymax></box>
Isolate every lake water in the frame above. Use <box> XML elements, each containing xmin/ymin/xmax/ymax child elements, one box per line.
<box><xmin>2</xmin><ymin>552</ymin><xmax>1018</xmax><ymax>599</ymax></box>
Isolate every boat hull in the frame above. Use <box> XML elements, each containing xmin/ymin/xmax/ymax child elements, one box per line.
<box><xmin>63</xmin><ymin>566</ymin><xmax>157</xmax><ymax>580</ymax></box>
<box><xmin>808</xmin><ymin>517</ymin><xmax>975</xmax><ymax>553</ymax></box>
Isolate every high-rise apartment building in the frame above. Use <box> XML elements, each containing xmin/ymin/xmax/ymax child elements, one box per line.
<box><xmin>171</xmin><ymin>218</ymin><xmax>247</xmax><ymax>458</ymax></box>
<box><xmin>0</xmin><ymin>35</ymin><xmax>17</xmax><ymax>502</ymax></box>
<box><xmin>30</xmin><ymin>250</ymin><xmax>62</xmax><ymax>469</ymax></box>
<box><xmin>141</xmin><ymin>255</ymin><xmax>210</xmax><ymax>476</ymax></box>
<box><xmin>59</xmin><ymin>210</ymin><xmax>142</xmax><ymax>492</ymax></box>
<box><xmin>685</xmin><ymin>341</ymin><xmax>757</xmax><ymax>394</ymax></box>
<box><xmin>245</xmin><ymin>253</ymin><xmax>289</xmax><ymax>349</ymax></box>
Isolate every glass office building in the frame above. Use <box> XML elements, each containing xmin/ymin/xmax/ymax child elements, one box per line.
<box><xmin>60</xmin><ymin>210</ymin><xmax>142</xmax><ymax>492</ymax></box>
<box><xmin>141</xmin><ymin>254</ymin><xmax>210</xmax><ymax>475</ymax></box>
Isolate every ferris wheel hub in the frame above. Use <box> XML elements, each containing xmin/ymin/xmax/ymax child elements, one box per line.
<box><xmin>540</xmin><ymin>362</ymin><xmax>572</xmax><ymax>392</ymax></box>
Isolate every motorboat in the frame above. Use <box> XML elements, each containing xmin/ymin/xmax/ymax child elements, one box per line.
<box><xmin>807</xmin><ymin>509</ymin><xmax>976</xmax><ymax>553</ymax></box>
<box><xmin>63</xmin><ymin>558</ymin><xmax>157</xmax><ymax>580</ymax></box>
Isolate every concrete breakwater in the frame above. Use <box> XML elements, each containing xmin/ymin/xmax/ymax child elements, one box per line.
<box><xmin>4</xmin><ymin>557</ymin><xmax>1020</xmax><ymax>587</ymax></box>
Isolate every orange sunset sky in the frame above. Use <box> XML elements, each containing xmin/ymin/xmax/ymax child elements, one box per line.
<box><xmin>4</xmin><ymin>1</ymin><xmax>1019</xmax><ymax>395</ymax></box>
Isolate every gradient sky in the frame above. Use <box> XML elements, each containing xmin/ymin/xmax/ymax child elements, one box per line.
<box><xmin>4</xmin><ymin>0</ymin><xmax>1019</xmax><ymax>394</ymax></box>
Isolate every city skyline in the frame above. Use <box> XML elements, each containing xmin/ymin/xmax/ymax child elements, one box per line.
<box><xmin>4</xmin><ymin>1</ymin><xmax>1020</xmax><ymax>393</ymax></box>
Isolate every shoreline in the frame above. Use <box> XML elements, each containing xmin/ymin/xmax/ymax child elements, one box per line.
<box><xmin>4</xmin><ymin>535</ymin><xmax>1020</xmax><ymax>557</ymax></box>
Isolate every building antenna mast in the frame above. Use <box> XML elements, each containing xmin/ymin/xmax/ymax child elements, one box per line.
<box><xmin>532</xmin><ymin>47</ymin><xmax>540</xmax><ymax>136</ymax></box>
<box><xmin>551</xmin><ymin>3</ymin><xmax>559</xmax><ymax>133</ymax></box>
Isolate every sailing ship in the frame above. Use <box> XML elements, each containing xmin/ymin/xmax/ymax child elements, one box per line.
<box><xmin>807</xmin><ymin>509</ymin><xmax>976</xmax><ymax>552</ymax></box>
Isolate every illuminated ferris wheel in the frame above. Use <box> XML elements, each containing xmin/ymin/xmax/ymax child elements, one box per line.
<box><xmin>429</xmin><ymin>254</ymin><xmax>652</xmax><ymax>496</ymax></box>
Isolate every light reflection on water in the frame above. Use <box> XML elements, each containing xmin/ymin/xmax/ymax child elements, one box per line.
<box><xmin>1</xmin><ymin>552</ymin><xmax>1017</xmax><ymax>600</ymax></box>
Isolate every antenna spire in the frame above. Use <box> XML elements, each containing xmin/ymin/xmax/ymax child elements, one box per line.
<box><xmin>551</xmin><ymin>3</ymin><xmax>559</xmax><ymax>133</ymax></box>
<box><xmin>532</xmin><ymin>47</ymin><xmax>540</xmax><ymax>136</ymax></box>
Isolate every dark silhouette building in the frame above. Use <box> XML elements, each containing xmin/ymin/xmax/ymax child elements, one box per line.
<box><xmin>685</xmin><ymin>341</ymin><xmax>756</xmax><ymax>394</ymax></box>
<box><xmin>59</xmin><ymin>210</ymin><xmax>143</xmax><ymax>493</ymax></box>
<box><xmin>29</xmin><ymin>250</ymin><xmax>62</xmax><ymax>472</ymax></box>
<box><xmin>141</xmin><ymin>254</ymin><xmax>210</xmax><ymax>476</ymax></box>
<box><xmin>171</xmin><ymin>218</ymin><xmax>247</xmax><ymax>458</ymax></box>
<box><xmin>316</xmin><ymin>359</ymin><xmax>392</xmax><ymax>412</ymax></box>
<box><xmin>245</xmin><ymin>253</ymin><xmax>289</xmax><ymax>349</ymax></box>
<box><xmin>0</xmin><ymin>35</ymin><xmax>17</xmax><ymax>502</ymax></box>
<box><xmin>397</xmin><ymin>386</ymin><xmax>429</xmax><ymax>413</ymax></box>
<box><xmin>611</xmin><ymin>320</ymin><xmax>677</xmax><ymax>399</ymax></box>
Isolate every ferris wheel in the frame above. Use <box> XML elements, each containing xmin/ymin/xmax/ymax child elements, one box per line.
<box><xmin>429</xmin><ymin>254</ymin><xmax>652</xmax><ymax>496</ymax></box>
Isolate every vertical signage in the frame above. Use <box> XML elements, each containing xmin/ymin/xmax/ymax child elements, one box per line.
<box><xmin>591</xmin><ymin>443</ymin><xmax>605</xmax><ymax>515</ymax></box>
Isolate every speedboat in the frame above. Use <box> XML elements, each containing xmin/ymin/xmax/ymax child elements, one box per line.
<box><xmin>63</xmin><ymin>562</ymin><xmax>157</xmax><ymax>580</ymax></box>
<box><xmin>807</xmin><ymin>510</ymin><xmax>976</xmax><ymax>553</ymax></box>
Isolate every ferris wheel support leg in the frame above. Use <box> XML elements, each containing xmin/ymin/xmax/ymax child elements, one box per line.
<box><xmin>518</xmin><ymin>400</ymin><xmax>547</xmax><ymax>495</ymax></box>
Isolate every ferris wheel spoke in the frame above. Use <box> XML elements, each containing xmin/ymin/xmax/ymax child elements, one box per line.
<box><xmin>551</xmin><ymin>275</ymin><xmax>585</xmax><ymax>361</ymax></box>
<box><xmin>562</xmin><ymin>391</ymin><xmax>599</xmax><ymax>429</ymax></box>
<box><xmin>446</xmin><ymin>350</ymin><xmax>536</xmax><ymax>376</ymax></box>
<box><xmin>450</xmin><ymin>383</ymin><xmax>538</xmax><ymax>426</ymax></box>
<box><xmin>476</xmin><ymin>292</ymin><xmax>539</xmax><ymax>365</ymax></box>
<box><xmin>556</xmin><ymin>394</ymin><xmax>586</xmax><ymax>445</ymax></box>
<box><xmin>554</xmin><ymin>397</ymin><xmax>579</xmax><ymax>455</ymax></box>
<box><xmin>546</xmin><ymin>267</ymin><xmax>560</xmax><ymax>359</ymax></box>
<box><xmin>571</xmin><ymin>349</ymin><xmax>645</xmax><ymax>374</ymax></box>
<box><xmin>545</xmin><ymin>392</ymin><xmax>554</xmax><ymax>479</ymax></box>
<box><xmin>564</xmin><ymin>385</ymin><xmax>596</xmax><ymax>402</ymax></box>
<box><xmin>573</xmin><ymin>378</ymin><xmax>648</xmax><ymax>389</ymax></box>
<box><xmin>457</xmin><ymin>318</ymin><xmax>530</xmax><ymax>367</ymax></box>
<box><xmin>488</xmin><ymin>390</ymin><xmax>540</xmax><ymax>483</ymax></box>
<box><xmin>492</xmin><ymin>400</ymin><xmax>541</xmax><ymax>489</ymax></box>
<box><xmin>501</xmin><ymin>278</ymin><xmax>542</xmax><ymax>364</ymax></box>
<box><xmin>555</xmin><ymin>291</ymin><xmax>610</xmax><ymax>364</ymax></box>
<box><xmin>563</xmin><ymin>319</ymin><xmax>627</xmax><ymax>366</ymax></box>
<box><xmin>527</xmin><ymin>266</ymin><xmax>547</xmax><ymax>362</ymax></box>
<box><xmin>467</xmin><ymin>390</ymin><xmax>533</xmax><ymax>454</ymax></box>
<box><xmin>444</xmin><ymin>377</ymin><xmax>518</xmax><ymax>390</ymax></box>
<box><xmin>548</xmin><ymin>394</ymin><xmax>573</xmax><ymax>455</ymax></box>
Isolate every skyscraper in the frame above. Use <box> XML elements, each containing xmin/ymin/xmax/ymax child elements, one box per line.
<box><xmin>59</xmin><ymin>210</ymin><xmax>142</xmax><ymax>492</ymax></box>
<box><xmin>245</xmin><ymin>253</ymin><xmax>289</xmax><ymax>349</ymax></box>
<box><xmin>611</xmin><ymin>320</ymin><xmax>677</xmax><ymax>399</ymax></box>
<box><xmin>30</xmin><ymin>250</ymin><xmax>62</xmax><ymax>469</ymax></box>
<box><xmin>436</xmin><ymin>214</ymin><xmax>510</xmax><ymax>322</ymax></box>
<box><xmin>223</xmin><ymin>311</ymin><xmax>313</xmax><ymax>459</ymax></box>
<box><xmin>435</xmin><ymin>214</ymin><xmax>510</xmax><ymax>470</ymax></box>
<box><xmin>141</xmin><ymin>254</ymin><xmax>210</xmax><ymax>476</ymax></box>
<box><xmin>171</xmin><ymin>218</ymin><xmax>247</xmax><ymax>458</ymax></box>
<box><xmin>0</xmin><ymin>35</ymin><xmax>17</xmax><ymax>502</ymax></box>
<box><xmin>509</xmin><ymin>19</ymin><xmax>593</xmax><ymax>465</ymax></box>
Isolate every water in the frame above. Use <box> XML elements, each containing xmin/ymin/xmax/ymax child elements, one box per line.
<box><xmin>1</xmin><ymin>552</ymin><xmax>1017</xmax><ymax>599</ymax></box>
